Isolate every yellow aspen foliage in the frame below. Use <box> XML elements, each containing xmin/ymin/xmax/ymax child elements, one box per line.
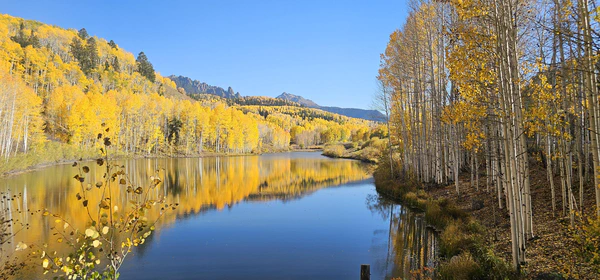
<box><xmin>0</xmin><ymin>13</ymin><xmax>374</xmax><ymax>162</ymax></box>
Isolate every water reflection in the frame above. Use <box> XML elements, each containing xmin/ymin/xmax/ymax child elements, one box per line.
<box><xmin>366</xmin><ymin>194</ymin><xmax>439</xmax><ymax>279</ymax></box>
<box><xmin>0</xmin><ymin>153</ymin><xmax>370</xmax><ymax>277</ymax></box>
<box><xmin>1</xmin><ymin>153</ymin><xmax>438</xmax><ymax>279</ymax></box>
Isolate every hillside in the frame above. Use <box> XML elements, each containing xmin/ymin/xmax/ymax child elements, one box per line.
<box><xmin>0</xmin><ymin>13</ymin><xmax>380</xmax><ymax>173</ymax></box>
<box><xmin>276</xmin><ymin>92</ymin><xmax>385</xmax><ymax>122</ymax></box>
<box><xmin>317</xmin><ymin>106</ymin><xmax>385</xmax><ymax>122</ymax></box>
<box><xmin>229</xmin><ymin>96</ymin><xmax>302</xmax><ymax>107</ymax></box>
<box><xmin>167</xmin><ymin>75</ymin><xmax>385</xmax><ymax>122</ymax></box>
<box><xmin>276</xmin><ymin>92</ymin><xmax>319</xmax><ymax>107</ymax></box>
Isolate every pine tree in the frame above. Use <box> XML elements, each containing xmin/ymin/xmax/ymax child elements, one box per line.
<box><xmin>136</xmin><ymin>52</ymin><xmax>155</xmax><ymax>83</ymax></box>
<box><xmin>28</xmin><ymin>30</ymin><xmax>40</xmax><ymax>48</ymax></box>
<box><xmin>70</xmin><ymin>36</ymin><xmax>98</xmax><ymax>76</ymax></box>
<box><xmin>10</xmin><ymin>22</ymin><xmax>28</xmax><ymax>47</ymax></box>
<box><xmin>108</xmin><ymin>39</ymin><xmax>117</xmax><ymax>49</ymax></box>
<box><xmin>84</xmin><ymin>37</ymin><xmax>98</xmax><ymax>74</ymax></box>
<box><xmin>70</xmin><ymin>37</ymin><xmax>84</xmax><ymax>62</ymax></box>
<box><xmin>11</xmin><ymin>22</ymin><xmax>39</xmax><ymax>48</ymax></box>
<box><xmin>112</xmin><ymin>56</ymin><xmax>120</xmax><ymax>73</ymax></box>
<box><xmin>78</xmin><ymin>28</ymin><xmax>88</xmax><ymax>40</ymax></box>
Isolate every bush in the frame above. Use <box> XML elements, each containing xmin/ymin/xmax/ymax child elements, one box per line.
<box><xmin>361</xmin><ymin>137</ymin><xmax>387</xmax><ymax>150</ymax></box>
<box><xmin>323</xmin><ymin>144</ymin><xmax>346</xmax><ymax>158</ymax></box>
<box><xmin>440</xmin><ymin>222</ymin><xmax>473</xmax><ymax>257</ymax></box>
<box><xmin>439</xmin><ymin>252</ymin><xmax>482</xmax><ymax>280</ymax></box>
<box><xmin>343</xmin><ymin>142</ymin><xmax>358</xmax><ymax>150</ymax></box>
<box><xmin>417</xmin><ymin>189</ymin><xmax>428</xmax><ymax>199</ymax></box>
<box><xmin>404</xmin><ymin>192</ymin><xmax>418</xmax><ymax>206</ymax></box>
<box><xmin>355</xmin><ymin>146</ymin><xmax>381</xmax><ymax>163</ymax></box>
<box><xmin>465</xmin><ymin>220</ymin><xmax>485</xmax><ymax>235</ymax></box>
<box><xmin>425</xmin><ymin>199</ymin><xmax>450</xmax><ymax>229</ymax></box>
<box><xmin>575</xmin><ymin>216</ymin><xmax>600</xmax><ymax>272</ymax></box>
<box><xmin>474</xmin><ymin>246</ymin><xmax>516</xmax><ymax>279</ymax></box>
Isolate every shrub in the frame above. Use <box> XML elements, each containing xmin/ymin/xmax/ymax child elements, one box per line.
<box><xmin>356</xmin><ymin>147</ymin><xmax>381</xmax><ymax>163</ymax></box>
<box><xmin>373</xmin><ymin>156</ymin><xmax>419</xmax><ymax>198</ymax></box>
<box><xmin>323</xmin><ymin>144</ymin><xmax>346</xmax><ymax>158</ymax></box>
<box><xmin>343</xmin><ymin>142</ymin><xmax>358</xmax><ymax>150</ymax></box>
<box><xmin>439</xmin><ymin>252</ymin><xmax>482</xmax><ymax>280</ymax></box>
<box><xmin>404</xmin><ymin>192</ymin><xmax>418</xmax><ymax>206</ymax></box>
<box><xmin>417</xmin><ymin>189</ymin><xmax>428</xmax><ymax>199</ymax></box>
<box><xmin>361</xmin><ymin>137</ymin><xmax>387</xmax><ymax>150</ymax></box>
<box><xmin>474</xmin><ymin>246</ymin><xmax>516</xmax><ymax>279</ymax></box>
<box><xmin>440</xmin><ymin>222</ymin><xmax>474</xmax><ymax>257</ymax></box>
<box><xmin>465</xmin><ymin>220</ymin><xmax>485</xmax><ymax>235</ymax></box>
<box><xmin>574</xmin><ymin>215</ymin><xmax>600</xmax><ymax>273</ymax></box>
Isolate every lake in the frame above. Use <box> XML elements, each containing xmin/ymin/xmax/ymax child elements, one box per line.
<box><xmin>1</xmin><ymin>152</ymin><xmax>437</xmax><ymax>279</ymax></box>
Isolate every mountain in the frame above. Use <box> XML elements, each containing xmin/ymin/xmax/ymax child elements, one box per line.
<box><xmin>168</xmin><ymin>75</ymin><xmax>385</xmax><ymax>122</ymax></box>
<box><xmin>168</xmin><ymin>75</ymin><xmax>241</xmax><ymax>99</ymax></box>
<box><xmin>276</xmin><ymin>92</ymin><xmax>385</xmax><ymax>122</ymax></box>
<box><xmin>276</xmin><ymin>92</ymin><xmax>319</xmax><ymax>107</ymax></box>
<box><xmin>317</xmin><ymin>106</ymin><xmax>385</xmax><ymax>122</ymax></box>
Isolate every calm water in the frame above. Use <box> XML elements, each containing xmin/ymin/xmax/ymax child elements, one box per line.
<box><xmin>1</xmin><ymin>152</ymin><xmax>437</xmax><ymax>279</ymax></box>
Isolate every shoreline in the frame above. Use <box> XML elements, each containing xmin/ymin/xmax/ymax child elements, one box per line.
<box><xmin>0</xmin><ymin>148</ymin><xmax>324</xmax><ymax>179</ymax></box>
<box><xmin>372</xmin><ymin>164</ymin><xmax>518</xmax><ymax>279</ymax></box>
<box><xmin>373</xmin><ymin>162</ymin><xmax>600</xmax><ymax>279</ymax></box>
<box><xmin>321</xmin><ymin>152</ymin><xmax>378</xmax><ymax>164</ymax></box>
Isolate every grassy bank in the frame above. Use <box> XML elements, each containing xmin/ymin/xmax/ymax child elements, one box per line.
<box><xmin>0</xmin><ymin>142</ymin><xmax>100</xmax><ymax>177</ymax></box>
<box><xmin>322</xmin><ymin>138</ymin><xmax>387</xmax><ymax>163</ymax></box>
<box><xmin>373</xmin><ymin>160</ymin><xmax>517</xmax><ymax>279</ymax></box>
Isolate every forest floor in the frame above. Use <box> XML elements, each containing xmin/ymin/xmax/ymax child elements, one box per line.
<box><xmin>424</xmin><ymin>163</ymin><xmax>600</xmax><ymax>279</ymax></box>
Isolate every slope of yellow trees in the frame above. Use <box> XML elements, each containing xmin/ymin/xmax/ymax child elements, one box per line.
<box><xmin>0</xmin><ymin>14</ymin><xmax>376</xmax><ymax>173</ymax></box>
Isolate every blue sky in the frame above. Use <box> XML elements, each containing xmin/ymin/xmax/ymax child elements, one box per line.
<box><xmin>2</xmin><ymin>1</ymin><xmax>407</xmax><ymax>109</ymax></box>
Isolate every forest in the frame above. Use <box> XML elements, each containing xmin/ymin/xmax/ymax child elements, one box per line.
<box><xmin>0</xmin><ymin>14</ymin><xmax>379</xmax><ymax>174</ymax></box>
<box><xmin>376</xmin><ymin>0</ymin><xmax>600</xmax><ymax>278</ymax></box>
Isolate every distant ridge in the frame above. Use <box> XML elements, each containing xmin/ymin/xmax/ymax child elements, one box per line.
<box><xmin>168</xmin><ymin>75</ymin><xmax>385</xmax><ymax>122</ymax></box>
<box><xmin>276</xmin><ymin>92</ymin><xmax>319</xmax><ymax>107</ymax></box>
<box><xmin>276</xmin><ymin>92</ymin><xmax>385</xmax><ymax>122</ymax></box>
<box><xmin>168</xmin><ymin>75</ymin><xmax>241</xmax><ymax>99</ymax></box>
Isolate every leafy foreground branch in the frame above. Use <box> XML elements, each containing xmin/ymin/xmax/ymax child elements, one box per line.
<box><xmin>1</xmin><ymin>192</ymin><xmax>29</xmax><ymax>279</ymax></box>
<box><xmin>25</xmin><ymin>128</ymin><xmax>177</xmax><ymax>279</ymax></box>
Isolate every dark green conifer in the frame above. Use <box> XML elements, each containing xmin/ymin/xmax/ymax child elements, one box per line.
<box><xmin>136</xmin><ymin>52</ymin><xmax>155</xmax><ymax>83</ymax></box>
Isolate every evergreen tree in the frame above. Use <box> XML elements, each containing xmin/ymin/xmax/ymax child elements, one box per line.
<box><xmin>10</xmin><ymin>22</ymin><xmax>28</xmax><ymax>47</ymax></box>
<box><xmin>78</xmin><ymin>28</ymin><xmax>89</xmax><ymax>40</ymax></box>
<box><xmin>136</xmin><ymin>52</ymin><xmax>155</xmax><ymax>83</ymax></box>
<box><xmin>70</xmin><ymin>36</ymin><xmax>98</xmax><ymax>76</ymax></box>
<box><xmin>108</xmin><ymin>39</ymin><xmax>118</xmax><ymax>49</ymax></box>
<box><xmin>167</xmin><ymin>117</ymin><xmax>182</xmax><ymax>143</ymax></box>
<box><xmin>70</xmin><ymin>37</ymin><xmax>84</xmax><ymax>62</ymax></box>
<box><xmin>11</xmin><ymin>22</ymin><xmax>39</xmax><ymax>48</ymax></box>
<box><xmin>84</xmin><ymin>37</ymin><xmax>98</xmax><ymax>74</ymax></box>
<box><xmin>112</xmin><ymin>56</ymin><xmax>120</xmax><ymax>73</ymax></box>
<box><xmin>28</xmin><ymin>30</ymin><xmax>40</xmax><ymax>48</ymax></box>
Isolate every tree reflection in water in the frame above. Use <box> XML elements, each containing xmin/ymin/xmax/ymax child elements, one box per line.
<box><xmin>366</xmin><ymin>194</ymin><xmax>438</xmax><ymax>279</ymax></box>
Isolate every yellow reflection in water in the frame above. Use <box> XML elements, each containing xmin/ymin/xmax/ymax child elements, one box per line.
<box><xmin>1</xmin><ymin>154</ymin><xmax>369</xmax><ymax>277</ymax></box>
